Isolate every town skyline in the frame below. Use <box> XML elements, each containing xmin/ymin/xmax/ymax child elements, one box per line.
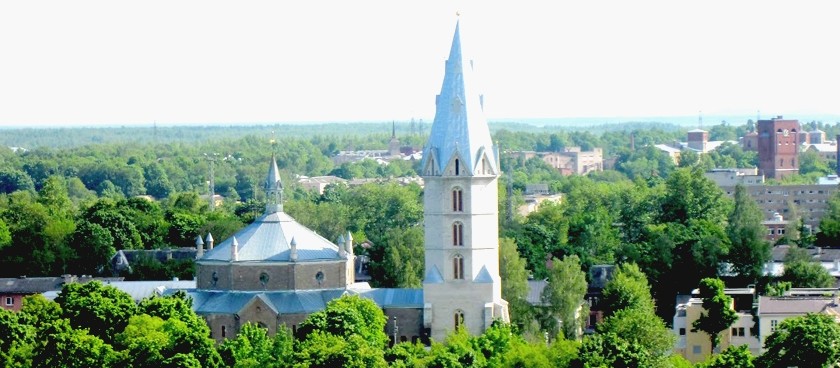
<box><xmin>2</xmin><ymin>1</ymin><xmax>839</xmax><ymax>127</ymax></box>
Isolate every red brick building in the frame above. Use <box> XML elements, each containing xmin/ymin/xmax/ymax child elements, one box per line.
<box><xmin>757</xmin><ymin>117</ymin><xmax>800</xmax><ymax>180</ymax></box>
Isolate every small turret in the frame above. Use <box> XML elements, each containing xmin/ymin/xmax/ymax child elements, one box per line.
<box><xmin>231</xmin><ymin>236</ymin><xmax>239</xmax><ymax>262</ymax></box>
<box><xmin>290</xmin><ymin>237</ymin><xmax>298</xmax><ymax>262</ymax></box>
<box><xmin>337</xmin><ymin>234</ymin><xmax>347</xmax><ymax>259</ymax></box>
<box><xmin>205</xmin><ymin>232</ymin><xmax>214</xmax><ymax>250</ymax></box>
<box><xmin>195</xmin><ymin>235</ymin><xmax>204</xmax><ymax>258</ymax></box>
<box><xmin>345</xmin><ymin>231</ymin><xmax>354</xmax><ymax>256</ymax></box>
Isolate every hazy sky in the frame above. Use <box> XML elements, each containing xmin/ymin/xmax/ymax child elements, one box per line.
<box><xmin>1</xmin><ymin>1</ymin><xmax>838</xmax><ymax>127</ymax></box>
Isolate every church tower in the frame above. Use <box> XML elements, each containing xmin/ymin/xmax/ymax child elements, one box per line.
<box><xmin>421</xmin><ymin>20</ymin><xmax>508</xmax><ymax>341</ymax></box>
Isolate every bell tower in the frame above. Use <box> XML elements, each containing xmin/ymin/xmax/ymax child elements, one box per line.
<box><xmin>421</xmin><ymin>19</ymin><xmax>508</xmax><ymax>341</ymax></box>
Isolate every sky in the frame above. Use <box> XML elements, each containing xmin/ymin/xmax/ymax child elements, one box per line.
<box><xmin>1</xmin><ymin>1</ymin><xmax>839</xmax><ymax>127</ymax></box>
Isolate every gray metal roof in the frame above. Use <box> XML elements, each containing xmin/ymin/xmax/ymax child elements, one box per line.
<box><xmin>0</xmin><ymin>276</ymin><xmax>123</xmax><ymax>294</ymax></box>
<box><xmin>175</xmin><ymin>287</ymin><xmax>423</xmax><ymax>315</ymax></box>
<box><xmin>758</xmin><ymin>296</ymin><xmax>839</xmax><ymax>315</ymax></box>
<box><xmin>200</xmin><ymin>211</ymin><xmax>340</xmax><ymax>262</ymax></box>
<box><xmin>422</xmin><ymin>20</ymin><xmax>497</xmax><ymax>176</ymax></box>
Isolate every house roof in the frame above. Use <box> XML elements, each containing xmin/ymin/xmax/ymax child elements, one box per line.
<box><xmin>758</xmin><ymin>296</ymin><xmax>839</xmax><ymax>315</ymax></box>
<box><xmin>771</xmin><ymin>245</ymin><xmax>840</xmax><ymax>263</ymax></box>
<box><xmin>0</xmin><ymin>276</ymin><xmax>123</xmax><ymax>294</ymax></box>
<box><xmin>200</xmin><ymin>211</ymin><xmax>340</xmax><ymax>263</ymax></box>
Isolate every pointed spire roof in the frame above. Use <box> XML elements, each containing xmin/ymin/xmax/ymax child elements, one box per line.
<box><xmin>423</xmin><ymin>19</ymin><xmax>496</xmax><ymax>175</ymax></box>
<box><xmin>265</xmin><ymin>153</ymin><xmax>282</xmax><ymax>192</ymax></box>
<box><xmin>264</xmin><ymin>153</ymin><xmax>284</xmax><ymax>214</ymax></box>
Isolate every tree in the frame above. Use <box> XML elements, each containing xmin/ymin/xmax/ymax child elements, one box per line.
<box><xmin>293</xmin><ymin>332</ymin><xmax>387</xmax><ymax>368</ymax></box>
<box><xmin>219</xmin><ymin>323</ymin><xmax>293</xmax><ymax>368</ymax></box>
<box><xmin>0</xmin><ymin>167</ymin><xmax>35</xmax><ymax>194</ymax></box>
<box><xmin>817</xmin><ymin>192</ymin><xmax>840</xmax><ymax>246</ymax></box>
<box><xmin>699</xmin><ymin>344</ymin><xmax>754</xmax><ymax>368</ymax></box>
<box><xmin>32</xmin><ymin>319</ymin><xmax>119</xmax><ymax>368</ymax></box>
<box><xmin>756</xmin><ymin>313</ymin><xmax>840</xmax><ymax>368</ymax></box>
<box><xmin>782</xmin><ymin>255</ymin><xmax>835</xmax><ymax>288</ymax></box>
<box><xmin>572</xmin><ymin>332</ymin><xmax>653</xmax><ymax>368</ymax></box>
<box><xmin>601</xmin><ymin>262</ymin><xmax>655</xmax><ymax>316</ymax></box>
<box><xmin>726</xmin><ymin>184</ymin><xmax>771</xmax><ymax>281</ymax></box>
<box><xmin>297</xmin><ymin>295</ymin><xmax>388</xmax><ymax>350</ymax></box>
<box><xmin>499</xmin><ymin>237</ymin><xmax>531</xmax><ymax>330</ymax></box>
<box><xmin>541</xmin><ymin>255</ymin><xmax>587</xmax><ymax>340</ymax></box>
<box><xmin>55</xmin><ymin>281</ymin><xmax>137</xmax><ymax>344</ymax></box>
<box><xmin>596</xmin><ymin>307</ymin><xmax>675</xmax><ymax>364</ymax></box>
<box><xmin>67</xmin><ymin>221</ymin><xmax>115</xmax><ymax>275</ymax></box>
<box><xmin>692</xmin><ymin>278</ymin><xmax>738</xmax><ymax>352</ymax></box>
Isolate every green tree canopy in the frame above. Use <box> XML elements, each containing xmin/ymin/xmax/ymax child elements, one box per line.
<box><xmin>726</xmin><ymin>184</ymin><xmax>771</xmax><ymax>281</ymax></box>
<box><xmin>601</xmin><ymin>262</ymin><xmax>655</xmax><ymax>316</ymax></box>
<box><xmin>54</xmin><ymin>281</ymin><xmax>137</xmax><ymax>345</ymax></box>
<box><xmin>541</xmin><ymin>255</ymin><xmax>588</xmax><ymax>339</ymax></box>
<box><xmin>756</xmin><ymin>313</ymin><xmax>840</xmax><ymax>368</ymax></box>
<box><xmin>691</xmin><ymin>278</ymin><xmax>738</xmax><ymax>351</ymax></box>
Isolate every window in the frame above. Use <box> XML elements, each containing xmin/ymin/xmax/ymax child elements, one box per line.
<box><xmin>4</xmin><ymin>297</ymin><xmax>12</xmax><ymax>306</ymax></box>
<box><xmin>453</xmin><ymin>222</ymin><xmax>464</xmax><ymax>246</ymax></box>
<box><xmin>452</xmin><ymin>188</ymin><xmax>463</xmax><ymax>212</ymax></box>
<box><xmin>732</xmin><ymin>327</ymin><xmax>746</xmax><ymax>336</ymax></box>
<box><xmin>692</xmin><ymin>345</ymin><xmax>702</xmax><ymax>354</ymax></box>
<box><xmin>259</xmin><ymin>272</ymin><xmax>269</xmax><ymax>287</ymax></box>
<box><xmin>222</xmin><ymin>326</ymin><xmax>227</xmax><ymax>338</ymax></box>
<box><xmin>679</xmin><ymin>328</ymin><xmax>686</xmax><ymax>336</ymax></box>
<box><xmin>454</xmin><ymin>310</ymin><xmax>465</xmax><ymax>329</ymax></box>
<box><xmin>454</xmin><ymin>159</ymin><xmax>460</xmax><ymax>176</ymax></box>
<box><xmin>771</xmin><ymin>319</ymin><xmax>778</xmax><ymax>332</ymax></box>
<box><xmin>453</xmin><ymin>255</ymin><xmax>464</xmax><ymax>280</ymax></box>
<box><xmin>780</xmin><ymin>158</ymin><xmax>784</xmax><ymax>167</ymax></box>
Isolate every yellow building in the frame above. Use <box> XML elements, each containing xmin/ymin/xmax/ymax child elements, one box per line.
<box><xmin>673</xmin><ymin>288</ymin><xmax>759</xmax><ymax>364</ymax></box>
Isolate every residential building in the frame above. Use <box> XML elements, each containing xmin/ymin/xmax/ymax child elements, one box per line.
<box><xmin>1</xmin><ymin>275</ymin><xmax>122</xmax><ymax>311</ymax></box>
<box><xmin>297</xmin><ymin>175</ymin><xmax>347</xmax><ymax>195</ymax></box>
<box><xmin>673</xmin><ymin>287</ymin><xmax>758</xmax><ymax>363</ymax></box>
<box><xmin>763</xmin><ymin>245</ymin><xmax>840</xmax><ymax>281</ymax></box>
<box><xmin>719</xmin><ymin>184</ymin><xmax>837</xmax><ymax>230</ymax></box>
<box><xmin>110</xmin><ymin>248</ymin><xmax>199</xmax><ymax>276</ymax></box>
<box><xmin>704</xmin><ymin>168</ymin><xmax>764</xmax><ymax>187</ymax></box>
<box><xmin>510</xmin><ymin>147</ymin><xmax>603</xmax><ymax>176</ymax></box>
<box><xmin>756</xmin><ymin>295</ymin><xmax>840</xmax><ymax>352</ymax></box>
<box><xmin>762</xmin><ymin>212</ymin><xmax>789</xmax><ymax>243</ymax></box>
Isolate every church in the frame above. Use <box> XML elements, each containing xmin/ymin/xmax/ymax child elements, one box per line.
<box><xmin>178</xmin><ymin>20</ymin><xmax>508</xmax><ymax>343</ymax></box>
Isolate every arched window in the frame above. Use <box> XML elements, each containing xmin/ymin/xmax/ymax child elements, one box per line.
<box><xmin>454</xmin><ymin>159</ymin><xmax>460</xmax><ymax>176</ymax></box>
<box><xmin>452</xmin><ymin>188</ymin><xmax>463</xmax><ymax>212</ymax></box>
<box><xmin>221</xmin><ymin>326</ymin><xmax>227</xmax><ymax>338</ymax></box>
<box><xmin>453</xmin><ymin>255</ymin><xmax>464</xmax><ymax>279</ymax></box>
<box><xmin>454</xmin><ymin>310</ymin><xmax>465</xmax><ymax>329</ymax></box>
<box><xmin>453</xmin><ymin>222</ymin><xmax>464</xmax><ymax>246</ymax></box>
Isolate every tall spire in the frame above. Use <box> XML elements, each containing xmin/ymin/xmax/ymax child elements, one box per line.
<box><xmin>265</xmin><ymin>153</ymin><xmax>283</xmax><ymax>214</ymax></box>
<box><xmin>422</xmin><ymin>19</ymin><xmax>496</xmax><ymax>176</ymax></box>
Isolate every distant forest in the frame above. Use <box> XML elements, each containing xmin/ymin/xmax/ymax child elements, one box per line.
<box><xmin>0</xmin><ymin>121</ymin><xmax>691</xmax><ymax>150</ymax></box>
